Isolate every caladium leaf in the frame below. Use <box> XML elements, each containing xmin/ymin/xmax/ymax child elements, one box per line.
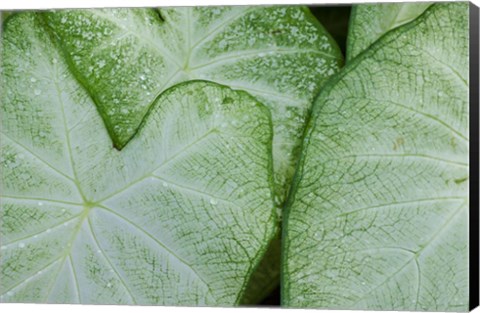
<box><xmin>283</xmin><ymin>3</ymin><xmax>469</xmax><ymax>311</ymax></box>
<box><xmin>0</xmin><ymin>13</ymin><xmax>277</xmax><ymax>305</ymax></box>
<box><xmin>40</xmin><ymin>6</ymin><xmax>343</xmax><ymax>202</ymax></box>
<box><xmin>346</xmin><ymin>2</ymin><xmax>432</xmax><ymax>60</ymax></box>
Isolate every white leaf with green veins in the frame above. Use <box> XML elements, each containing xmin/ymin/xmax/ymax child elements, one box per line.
<box><xmin>346</xmin><ymin>2</ymin><xmax>432</xmax><ymax>60</ymax></box>
<box><xmin>283</xmin><ymin>3</ymin><xmax>469</xmax><ymax>311</ymax></box>
<box><xmin>0</xmin><ymin>13</ymin><xmax>277</xmax><ymax>305</ymax></box>
<box><xmin>40</xmin><ymin>6</ymin><xmax>343</xmax><ymax>201</ymax></box>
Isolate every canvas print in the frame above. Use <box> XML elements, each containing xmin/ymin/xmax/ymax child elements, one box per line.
<box><xmin>0</xmin><ymin>1</ymin><xmax>473</xmax><ymax>311</ymax></box>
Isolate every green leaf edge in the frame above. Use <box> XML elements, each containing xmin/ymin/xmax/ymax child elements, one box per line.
<box><xmin>238</xmin><ymin>232</ymin><xmax>281</xmax><ymax>305</ymax></box>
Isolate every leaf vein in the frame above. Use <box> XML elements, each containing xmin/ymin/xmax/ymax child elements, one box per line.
<box><xmin>1</xmin><ymin>214</ymin><xmax>82</xmax><ymax>247</ymax></box>
<box><xmin>1</xmin><ymin>132</ymin><xmax>76</xmax><ymax>183</ymax></box>
<box><xmin>96</xmin><ymin>204</ymin><xmax>212</xmax><ymax>293</ymax></box>
<box><xmin>86</xmin><ymin>217</ymin><xmax>137</xmax><ymax>304</ymax></box>
<box><xmin>95</xmin><ymin>130</ymin><xmax>216</xmax><ymax>203</ymax></box>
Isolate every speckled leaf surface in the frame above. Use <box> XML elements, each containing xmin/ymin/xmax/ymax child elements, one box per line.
<box><xmin>346</xmin><ymin>2</ymin><xmax>432</xmax><ymax>61</ymax></box>
<box><xmin>0</xmin><ymin>13</ymin><xmax>277</xmax><ymax>305</ymax></box>
<box><xmin>41</xmin><ymin>6</ymin><xmax>343</xmax><ymax>202</ymax></box>
<box><xmin>283</xmin><ymin>3</ymin><xmax>469</xmax><ymax>311</ymax></box>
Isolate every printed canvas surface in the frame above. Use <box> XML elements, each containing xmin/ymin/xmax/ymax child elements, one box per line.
<box><xmin>0</xmin><ymin>2</ymin><xmax>471</xmax><ymax>310</ymax></box>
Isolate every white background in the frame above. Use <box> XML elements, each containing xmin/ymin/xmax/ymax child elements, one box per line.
<box><xmin>0</xmin><ymin>0</ymin><xmax>479</xmax><ymax>313</ymax></box>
